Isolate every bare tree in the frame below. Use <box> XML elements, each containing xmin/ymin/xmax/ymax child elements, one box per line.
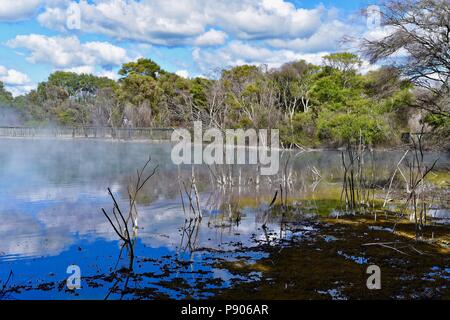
<box><xmin>361</xmin><ymin>0</ymin><xmax>450</xmax><ymax>118</ymax></box>
<box><xmin>271</xmin><ymin>60</ymin><xmax>316</xmax><ymax>125</ymax></box>
<box><xmin>203</xmin><ymin>74</ymin><xmax>229</xmax><ymax>129</ymax></box>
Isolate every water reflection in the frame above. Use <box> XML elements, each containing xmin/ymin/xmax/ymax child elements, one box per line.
<box><xmin>0</xmin><ymin>138</ymin><xmax>448</xmax><ymax>298</ymax></box>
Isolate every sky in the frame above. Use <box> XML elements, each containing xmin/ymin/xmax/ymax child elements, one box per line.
<box><xmin>0</xmin><ymin>0</ymin><xmax>381</xmax><ymax>96</ymax></box>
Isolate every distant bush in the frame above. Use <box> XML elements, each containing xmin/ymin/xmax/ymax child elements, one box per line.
<box><xmin>317</xmin><ymin>112</ymin><xmax>390</xmax><ymax>146</ymax></box>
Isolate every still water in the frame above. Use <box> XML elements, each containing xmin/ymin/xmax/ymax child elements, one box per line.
<box><xmin>0</xmin><ymin>138</ymin><xmax>448</xmax><ymax>299</ymax></box>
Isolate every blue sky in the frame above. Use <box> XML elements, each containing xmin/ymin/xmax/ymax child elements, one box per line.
<box><xmin>0</xmin><ymin>0</ymin><xmax>380</xmax><ymax>96</ymax></box>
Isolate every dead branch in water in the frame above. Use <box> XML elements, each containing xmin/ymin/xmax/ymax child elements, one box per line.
<box><xmin>383</xmin><ymin>150</ymin><xmax>409</xmax><ymax>207</ymax></box>
<box><xmin>362</xmin><ymin>242</ymin><xmax>409</xmax><ymax>255</ymax></box>
<box><xmin>179</xmin><ymin>166</ymin><xmax>202</xmax><ymax>221</ymax></box>
<box><xmin>0</xmin><ymin>270</ymin><xmax>13</xmax><ymax>300</ymax></box>
<box><xmin>101</xmin><ymin>157</ymin><xmax>158</xmax><ymax>260</ymax></box>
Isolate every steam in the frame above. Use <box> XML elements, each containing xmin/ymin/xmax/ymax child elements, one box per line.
<box><xmin>0</xmin><ymin>103</ymin><xmax>23</xmax><ymax>126</ymax></box>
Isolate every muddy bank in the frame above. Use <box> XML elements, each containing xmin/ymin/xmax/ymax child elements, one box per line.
<box><xmin>213</xmin><ymin>215</ymin><xmax>450</xmax><ymax>300</ymax></box>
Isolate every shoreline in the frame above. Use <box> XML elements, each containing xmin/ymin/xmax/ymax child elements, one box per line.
<box><xmin>0</xmin><ymin>135</ymin><xmax>420</xmax><ymax>153</ymax></box>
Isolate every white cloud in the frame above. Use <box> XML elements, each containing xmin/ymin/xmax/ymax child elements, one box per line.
<box><xmin>97</xmin><ymin>70</ymin><xmax>120</xmax><ymax>80</ymax></box>
<box><xmin>213</xmin><ymin>1</ymin><xmax>325</xmax><ymax>40</ymax></box>
<box><xmin>0</xmin><ymin>0</ymin><xmax>376</xmax><ymax>86</ymax></box>
<box><xmin>7</xmin><ymin>34</ymin><xmax>130</xmax><ymax>69</ymax></box>
<box><xmin>55</xmin><ymin>65</ymin><xmax>120</xmax><ymax>81</ymax></box>
<box><xmin>0</xmin><ymin>0</ymin><xmax>41</xmax><ymax>21</ymax></box>
<box><xmin>5</xmin><ymin>84</ymin><xmax>37</xmax><ymax>97</ymax></box>
<box><xmin>360</xmin><ymin>60</ymin><xmax>380</xmax><ymax>74</ymax></box>
<box><xmin>193</xmin><ymin>41</ymin><xmax>329</xmax><ymax>73</ymax></box>
<box><xmin>38</xmin><ymin>0</ymin><xmax>206</xmax><ymax>45</ymax></box>
<box><xmin>34</xmin><ymin>0</ymin><xmax>362</xmax><ymax>75</ymax></box>
<box><xmin>60</xmin><ymin>65</ymin><xmax>96</xmax><ymax>75</ymax></box>
<box><xmin>37</xmin><ymin>0</ymin><xmax>332</xmax><ymax>45</ymax></box>
<box><xmin>0</xmin><ymin>65</ymin><xmax>34</xmax><ymax>96</ymax></box>
<box><xmin>0</xmin><ymin>66</ymin><xmax>30</xmax><ymax>85</ymax></box>
<box><xmin>175</xmin><ymin>70</ymin><xmax>189</xmax><ymax>78</ymax></box>
<box><xmin>266</xmin><ymin>19</ymin><xmax>356</xmax><ymax>53</ymax></box>
<box><xmin>195</xmin><ymin>29</ymin><xmax>227</xmax><ymax>46</ymax></box>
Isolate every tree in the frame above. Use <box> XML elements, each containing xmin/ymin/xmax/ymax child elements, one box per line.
<box><xmin>309</xmin><ymin>62</ymin><xmax>365</xmax><ymax>113</ymax></box>
<box><xmin>361</xmin><ymin>0</ymin><xmax>450</xmax><ymax>119</ymax></box>
<box><xmin>0</xmin><ymin>82</ymin><xmax>21</xmax><ymax>125</ymax></box>
<box><xmin>157</xmin><ymin>72</ymin><xmax>194</xmax><ymax>126</ymax></box>
<box><xmin>323</xmin><ymin>53</ymin><xmax>362</xmax><ymax>88</ymax></box>
<box><xmin>46</xmin><ymin>71</ymin><xmax>115</xmax><ymax>101</ymax></box>
<box><xmin>90</xmin><ymin>88</ymin><xmax>120</xmax><ymax>127</ymax></box>
<box><xmin>119</xmin><ymin>58</ymin><xmax>163</xmax><ymax>79</ymax></box>
<box><xmin>23</xmin><ymin>71</ymin><xmax>117</xmax><ymax>126</ymax></box>
<box><xmin>0</xmin><ymin>82</ymin><xmax>13</xmax><ymax>105</ymax></box>
<box><xmin>219</xmin><ymin>65</ymin><xmax>281</xmax><ymax>129</ymax></box>
<box><xmin>323</xmin><ymin>53</ymin><xmax>362</xmax><ymax>73</ymax></box>
<box><xmin>272</xmin><ymin>60</ymin><xmax>317</xmax><ymax>125</ymax></box>
<box><xmin>116</xmin><ymin>74</ymin><xmax>162</xmax><ymax>127</ymax></box>
<box><xmin>202</xmin><ymin>71</ymin><xmax>229</xmax><ymax>129</ymax></box>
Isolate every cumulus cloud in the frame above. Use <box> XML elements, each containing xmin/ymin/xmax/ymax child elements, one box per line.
<box><xmin>266</xmin><ymin>19</ymin><xmax>356</xmax><ymax>53</ymax></box>
<box><xmin>175</xmin><ymin>70</ymin><xmax>189</xmax><ymax>78</ymax></box>
<box><xmin>0</xmin><ymin>0</ymin><xmax>42</xmax><ymax>21</ymax></box>
<box><xmin>193</xmin><ymin>41</ymin><xmax>329</xmax><ymax>73</ymax></box>
<box><xmin>194</xmin><ymin>29</ymin><xmax>227</xmax><ymax>46</ymax></box>
<box><xmin>193</xmin><ymin>41</ymin><xmax>381</xmax><ymax>76</ymax></box>
<box><xmin>0</xmin><ymin>66</ymin><xmax>30</xmax><ymax>85</ymax></box>
<box><xmin>0</xmin><ymin>0</ymin><xmax>374</xmax><ymax>86</ymax></box>
<box><xmin>38</xmin><ymin>0</ymin><xmax>206</xmax><ymax>45</ymax></box>
<box><xmin>33</xmin><ymin>0</ymin><xmax>364</xmax><ymax>75</ymax></box>
<box><xmin>60</xmin><ymin>65</ymin><xmax>96</xmax><ymax>74</ymax></box>
<box><xmin>214</xmin><ymin>0</ymin><xmax>325</xmax><ymax>40</ymax></box>
<box><xmin>36</xmin><ymin>0</ymin><xmax>335</xmax><ymax>45</ymax></box>
<box><xmin>0</xmin><ymin>65</ymin><xmax>34</xmax><ymax>96</ymax></box>
<box><xmin>7</xmin><ymin>34</ymin><xmax>130</xmax><ymax>69</ymax></box>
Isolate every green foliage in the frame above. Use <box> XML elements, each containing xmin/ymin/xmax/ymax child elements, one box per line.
<box><xmin>190</xmin><ymin>77</ymin><xmax>211</xmax><ymax>108</ymax></box>
<box><xmin>119</xmin><ymin>58</ymin><xmax>163</xmax><ymax>79</ymax></box>
<box><xmin>0</xmin><ymin>82</ymin><xmax>13</xmax><ymax>107</ymax></box>
<box><xmin>116</xmin><ymin>73</ymin><xmax>161</xmax><ymax>106</ymax></box>
<box><xmin>57</xmin><ymin>108</ymin><xmax>77</xmax><ymax>126</ymax></box>
<box><xmin>323</xmin><ymin>52</ymin><xmax>362</xmax><ymax>72</ymax></box>
<box><xmin>45</xmin><ymin>71</ymin><xmax>115</xmax><ymax>99</ymax></box>
<box><xmin>3</xmin><ymin>52</ymin><xmax>437</xmax><ymax>148</ymax></box>
<box><xmin>317</xmin><ymin>112</ymin><xmax>389</xmax><ymax>145</ymax></box>
<box><xmin>280</xmin><ymin>112</ymin><xmax>320</xmax><ymax>147</ymax></box>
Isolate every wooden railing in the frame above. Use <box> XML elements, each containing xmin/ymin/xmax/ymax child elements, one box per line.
<box><xmin>0</xmin><ymin>126</ymin><xmax>174</xmax><ymax>140</ymax></box>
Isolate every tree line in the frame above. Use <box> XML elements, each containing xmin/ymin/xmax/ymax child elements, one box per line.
<box><xmin>0</xmin><ymin>54</ymin><xmax>440</xmax><ymax>148</ymax></box>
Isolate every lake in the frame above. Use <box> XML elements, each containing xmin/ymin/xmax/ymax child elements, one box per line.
<box><xmin>0</xmin><ymin>138</ymin><xmax>448</xmax><ymax>299</ymax></box>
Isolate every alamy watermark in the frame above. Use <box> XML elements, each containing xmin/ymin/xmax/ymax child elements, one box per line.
<box><xmin>66</xmin><ymin>3</ymin><xmax>81</xmax><ymax>30</ymax></box>
<box><xmin>366</xmin><ymin>5</ymin><xmax>382</xmax><ymax>30</ymax></box>
<box><xmin>171</xmin><ymin>121</ymin><xmax>280</xmax><ymax>175</ymax></box>
<box><xmin>366</xmin><ymin>265</ymin><xmax>381</xmax><ymax>290</ymax></box>
<box><xmin>66</xmin><ymin>264</ymin><xmax>81</xmax><ymax>290</ymax></box>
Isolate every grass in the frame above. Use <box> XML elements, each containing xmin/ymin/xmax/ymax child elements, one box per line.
<box><xmin>425</xmin><ymin>170</ymin><xmax>450</xmax><ymax>188</ymax></box>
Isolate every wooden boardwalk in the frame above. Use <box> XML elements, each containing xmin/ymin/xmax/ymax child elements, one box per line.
<box><xmin>0</xmin><ymin>126</ymin><xmax>174</xmax><ymax>140</ymax></box>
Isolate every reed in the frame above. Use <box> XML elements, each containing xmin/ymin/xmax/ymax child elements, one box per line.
<box><xmin>340</xmin><ymin>133</ymin><xmax>376</xmax><ymax>215</ymax></box>
<box><xmin>395</xmin><ymin>131</ymin><xmax>437</xmax><ymax>239</ymax></box>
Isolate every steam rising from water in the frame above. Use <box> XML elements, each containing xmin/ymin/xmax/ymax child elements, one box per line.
<box><xmin>0</xmin><ymin>104</ymin><xmax>22</xmax><ymax>126</ymax></box>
